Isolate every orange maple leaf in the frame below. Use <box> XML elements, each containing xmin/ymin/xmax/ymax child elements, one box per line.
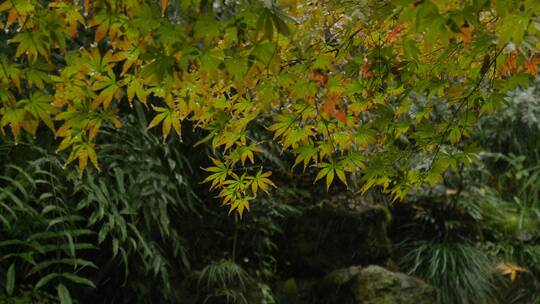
<box><xmin>524</xmin><ymin>55</ymin><xmax>540</xmax><ymax>76</ymax></box>
<box><xmin>309</xmin><ymin>69</ymin><xmax>329</xmax><ymax>87</ymax></box>
<box><xmin>322</xmin><ymin>93</ymin><xmax>348</xmax><ymax>123</ymax></box>
<box><xmin>500</xmin><ymin>53</ymin><xmax>517</xmax><ymax>76</ymax></box>
<box><xmin>361</xmin><ymin>61</ymin><xmax>373</xmax><ymax>78</ymax></box>
<box><xmin>322</xmin><ymin>92</ymin><xmax>341</xmax><ymax>117</ymax></box>
<box><xmin>386</xmin><ymin>24</ymin><xmax>405</xmax><ymax>43</ymax></box>
<box><xmin>322</xmin><ymin>100</ymin><xmax>336</xmax><ymax>117</ymax></box>
<box><xmin>459</xmin><ymin>24</ymin><xmax>473</xmax><ymax>45</ymax></box>
<box><xmin>322</xmin><ymin>101</ymin><xmax>337</xmax><ymax>117</ymax></box>
<box><xmin>161</xmin><ymin>0</ymin><xmax>169</xmax><ymax>16</ymax></box>
<box><xmin>336</xmin><ymin>111</ymin><xmax>347</xmax><ymax>123</ymax></box>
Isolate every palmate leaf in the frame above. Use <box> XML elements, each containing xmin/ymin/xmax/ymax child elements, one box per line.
<box><xmin>65</xmin><ymin>142</ymin><xmax>100</xmax><ymax>172</ymax></box>
<box><xmin>249</xmin><ymin>170</ymin><xmax>275</xmax><ymax>195</ymax></box>
<box><xmin>314</xmin><ymin>161</ymin><xmax>344</xmax><ymax>190</ymax></box>
<box><xmin>496</xmin><ymin>262</ymin><xmax>528</xmax><ymax>282</ymax></box>
<box><xmin>10</xmin><ymin>31</ymin><xmax>50</xmax><ymax>62</ymax></box>
<box><xmin>228</xmin><ymin>144</ymin><xmax>263</xmax><ymax>165</ymax></box>
<box><xmin>124</xmin><ymin>74</ymin><xmax>147</xmax><ymax>104</ymax></box>
<box><xmin>0</xmin><ymin>56</ymin><xmax>22</xmax><ymax>90</ymax></box>
<box><xmin>147</xmin><ymin>106</ymin><xmax>182</xmax><ymax>141</ymax></box>
<box><xmin>25</xmin><ymin>61</ymin><xmax>53</xmax><ymax>90</ymax></box>
<box><xmin>228</xmin><ymin>198</ymin><xmax>250</xmax><ymax>218</ymax></box>
<box><xmin>0</xmin><ymin>106</ymin><xmax>26</xmax><ymax>139</ymax></box>
<box><xmin>257</xmin><ymin>2</ymin><xmax>293</xmax><ymax>40</ymax></box>
<box><xmin>0</xmin><ymin>0</ymin><xmax>37</xmax><ymax>27</ymax></box>
<box><xmin>1</xmin><ymin>0</ymin><xmax>539</xmax><ymax>215</ymax></box>
<box><xmin>293</xmin><ymin>144</ymin><xmax>317</xmax><ymax>170</ymax></box>
<box><xmin>202</xmin><ymin>158</ymin><xmax>230</xmax><ymax>189</ymax></box>
<box><xmin>267</xmin><ymin>113</ymin><xmax>297</xmax><ymax>139</ymax></box>
<box><xmin>91</xmin><ymin>72</ymin><xmax>122</xmax><ymax>110</ymax></box>
<box><xmin>48</xmin><ymin>1</ymin><xmax>85</xmax><ymax>38</ymax></box>
<box><xmin>20</xmin><ymin>92</ymin><xmax>56</xmax><ymax>132</ymax></box>
<box><xmin>88</xmin><ymin>8</ymin><xmax>129</xmax><ymax>42</ymax></box>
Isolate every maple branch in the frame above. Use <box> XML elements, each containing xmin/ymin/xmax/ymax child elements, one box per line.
<box><xmin>422</xmin><ymin>45</ymin><xmax>506</xmax><ymax>182</ymax></box>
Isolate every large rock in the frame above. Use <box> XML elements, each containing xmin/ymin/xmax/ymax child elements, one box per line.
<box><xmin>275</xmin><ymin>265</ymin><xmax>436</xmax><ymax>304</ymax></box>
<box><xmin>280</xmin><ymin>202</ymin><xmax>391</xmax><ymax>275</ymax></box>
<box><xmin>353</xmin><ymin>265</ymin><xmax>436</xmax><ymax>304</ymax></box>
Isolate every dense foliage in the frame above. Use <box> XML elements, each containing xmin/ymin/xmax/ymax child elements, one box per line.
<box><xmin>1</xmin><ymin>0</ymin><xmax>540</xmax><ymax>303</ymax></box>
<box><xmin>1</xmin><ymin>0</ymin><xmax>540</xmax><ymax>214</ymax></box>
<box><xmin>391</xmin><ymin>78</ymin><xmax>540</xmax><ymax>304</ymax></box>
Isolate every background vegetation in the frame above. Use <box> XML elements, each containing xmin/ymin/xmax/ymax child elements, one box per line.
<box><xmin>1</xmin><ymin>0</ymin><xmax>540</xmax><ymax>303</ymax></box>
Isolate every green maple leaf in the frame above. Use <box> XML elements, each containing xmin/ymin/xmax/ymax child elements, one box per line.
<box><xmin>20</xmin><ymin>93</ymin><xmax>56</xmax><ymax>131</ymax></box>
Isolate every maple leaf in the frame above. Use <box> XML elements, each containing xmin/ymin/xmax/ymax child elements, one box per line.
<box><xmin>88</xmin><ymin>10</ymin><xmax>128</xmax><ymax>43</ymax></box>
<box><xmin>161</xmin><ymin>0</ymin><xmax>169</xmax><ymax>16</ymax></box>
<box><xmin>10</xmin><ymin>32</ymin><xmax>50</xmax><ymax>62</ymax></box>
<box><xmin>20</xmin><ymin>93</ymin><xmax>57</xmax><ymax>132</ymax></box>
<box><xmin>249</xmin><ymin>170</ymin><xmax>275</xmax><ymax>195</ymax></box>
<box><xmin>1</xmin><ymin>0</ymin><xmax>540</xmax><ymax>216</ymax></box>
<box><xmin>0</xmin><ymin>56</ymin><xmax>22</xmax><ymax>90</ymax></box>
<box><xmin>147</xmin><ymin>106</ymin><xmax>182</xmax><ymax>142</ymax></box>
<box><xmin>293</xmin><ymin>144</ymin><xmax>318</xmax><ymax>170</ymax></box>
<box><xmin>91</xmin><ymin>72</ymin><xmax>122</xmax><ymax>109</ymax></box>
<box><xmin>229</xmin><ymin>198</ymin><xmax>250</xmax><ymax>218</ymax></box>
<box><xmin>361</xmin><ymin>61</ymin><xmax>373</xmax><ymax>78</ymax></box>
<box><xmin>336</xmin><ymin>111</ymin><xmax>347</xmax><ymax>123</ymax></box>
<box><xmin>497</xmin><ymin>262</ymin><xmax>528</xmax><ymax>282</ymax></box>
<box><xmin>322</xmin><ymin>99</ymin><xmax>337</xmax><ymax>117</ymax></box>
<box><xmin>0</xmin><ymin>106</ymin><xmax>26</xmax><ymax>139</ymax></box>
<box><xmin>113</xmin><ymin>41</ymin><xmax>142</xmax><ymax>76</ymax></box>
<box><xmin>202</xmin><ymin>158</ymin><xmax>230</xmax><ymax>189</ymax></box>
<box><xmin>524</xmin><ymin>55</ymin><xmax>540</xmax><ymax>76</ymax></box>
<box><xmin>314</xmin><ymin>161</ymin><xmax>348</xmax><ymax>189</ymax></box>
<box><xmin>48</xmin><ymin>1</ymin><xmax>85</xmax><ymax>38</ymax></box>
<box><xmin>499</xmin><ymin>53</ymin><xmax>517</xmax><ymax>76</ymax></box>
<box><xmin>322</xmin><ymin>92</ymin><xmax>340</xmax><ymax>118</ymax></box>
<box><xmin>459</xmin><ymin>23</ymin><xmax>473</xmax><ymax>45</ymax></box>
<box><xmin>123</xmin><ymin>74</ymin><xmax>147</xmax><ymax>104</ymax></box>
<box><xmin>314</xmin><ymin>162</ymin><xmax>335</xmax><ymax>190</ymax></box>
<box><xmin>65</xmin><ymin>142</ymin><xmax>100</xmax><ymax>173</ymax></box>
<box><xmin>268</xmin><ymin>113</ymin><xmax>297</xmax><ymax>139</ymax></box>
<box><xmin>0</xmin><ymin>0</ymin><xmax>35</xmax><ymax>27</ymax></box>
<box><xmin>309</xmin><ymin>69</ymin><xmax>328</xmax><ymax>86</ymax></box>
<box><xmin>25</xmin><ymin>61</ymin><xmax>53</xmax><ymax>90</ymax></box>
<box><xmin>386</xmin><ymin>24</ymin><xmax>405</xmax><ymax>43</ymax></box>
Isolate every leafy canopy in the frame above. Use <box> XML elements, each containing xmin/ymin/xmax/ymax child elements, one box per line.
<box><xmin>1</xmin><ymin>0</ymin><xmax>540</xmax><ymax>216</ymax></box>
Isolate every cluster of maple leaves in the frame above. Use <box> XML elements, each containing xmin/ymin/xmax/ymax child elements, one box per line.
<box><xmin>0</xmin><ymin>0</ymin><xmax>540</xmax><ymax>216</ymax></box>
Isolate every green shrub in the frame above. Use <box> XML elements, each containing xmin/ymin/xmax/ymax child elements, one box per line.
<box><xmin>399</xmin><ymin>241</ymin><xmax>496</xmax><ymax>304</ymax></box>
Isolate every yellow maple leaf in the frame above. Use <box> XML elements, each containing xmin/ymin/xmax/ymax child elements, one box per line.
<box><xmin>497</xmin><ymin>262</ymin><xmax>528</xmax><ymax>282</ymax></box>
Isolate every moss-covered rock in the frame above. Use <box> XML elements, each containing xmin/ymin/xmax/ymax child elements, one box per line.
<box><xmin>281</xmin><ymin>265</ymin><xmax>436</xmax><ymax>304</ymax></box>
<box><xmin>280</xmin><ymin>202</ymin><xmax>391</xmax><ymax>275</ymax></box>
<box><xmin>275</xmin><ymin>277</ymin><xmax>299</xmax><ymax>304</ymax></box>
<box><xmin>353</xmin><ymin>265</ymin><xmax>436</xmax><ymax>304</ymax></box>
